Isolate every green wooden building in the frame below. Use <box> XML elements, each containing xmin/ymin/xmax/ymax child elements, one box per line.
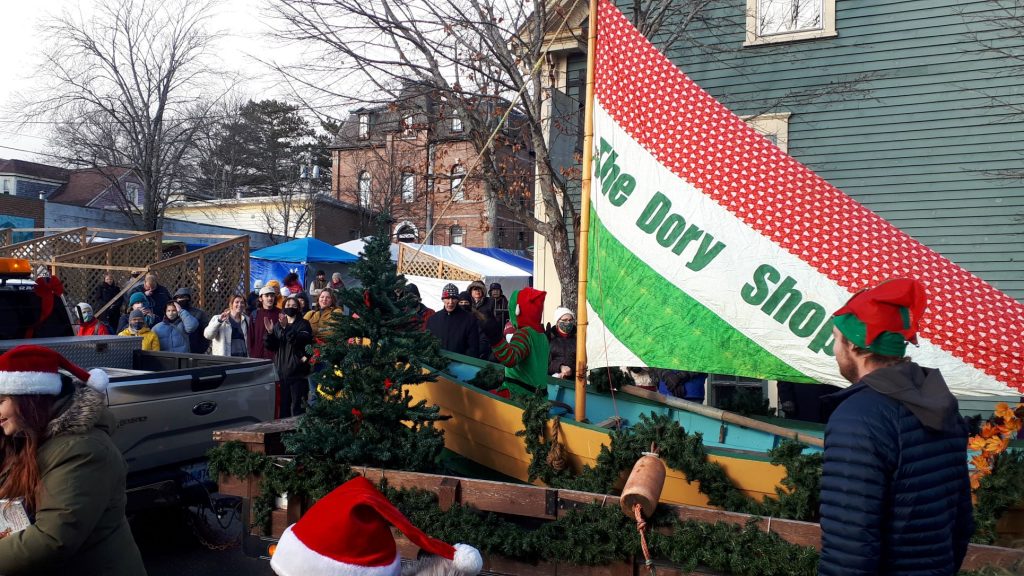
<box><xmin>545</xmin><ymin>0</ymin><xmax>1023</xmax><ymax>302</ymax></box>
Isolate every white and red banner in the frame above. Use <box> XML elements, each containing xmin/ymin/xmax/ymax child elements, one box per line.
<box><xmin>586</xmin><ymin>0</ymin><xmax>1023</xmax><ymax>396</ymax></box>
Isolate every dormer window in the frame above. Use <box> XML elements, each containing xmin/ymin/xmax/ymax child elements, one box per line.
<box><xmin>451</xmin><ymin>115</ymin><xmax>463</xmax><ymax>133</ymax></box>
<box><xmin>401</xmin><ymin>115</ymin><xmax>415</xmax><ymax>139</ymax></box>
<box><xmin>358</xmin><ymin>114</ymin><xmax>370</xmax><ymax>139</ymax></box>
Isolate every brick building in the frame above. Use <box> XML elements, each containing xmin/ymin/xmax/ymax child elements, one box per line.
<box><xmin>330</xmin><ymin>89</ymin><xmax>534</xmax><ymax>250</ymax></box>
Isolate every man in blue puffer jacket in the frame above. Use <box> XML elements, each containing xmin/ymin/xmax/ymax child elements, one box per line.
<box><xmin>819</xmin><ymin>278</ymin><xmax>973</xmax><ymax>576</ymax></box>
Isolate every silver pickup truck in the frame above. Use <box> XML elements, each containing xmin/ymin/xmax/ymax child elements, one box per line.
<box><xmin>0</xmin><ymin>265</ymin><xmax>277</xmax><ymax>521</ymax></box>
<box><xmin>0</xmin><ymin>335</ymin><xmax>277</xmax><ymax>511</ymax></box>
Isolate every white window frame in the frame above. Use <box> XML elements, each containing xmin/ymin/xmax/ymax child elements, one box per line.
<box><xmin>450</xmin><ymin>115</ymin><xmax>463</xmax><ymax>133</ymax></box>
<box><xmin>742</xmin><ymin>112</ymin><xmax>791</xmax><ymax>153</ymax></box>
<box><xmin>450</xmin><ymin>165</ymin><xmax>465</xmax><ymax>202</ymax></box>
<box><xmin>401</xmin><ymin>172</ymin><xmax>415</xmax><ymax>203</ymax></box>
<box><xmin>358</xmin><ymin>171</ymin><xmax>371</xmax><ymax>207</ymax></box>
<box><xmin>126</xmin><ymin>182</ymin><xmax>143</xmax><ymax>206</ymax></box>
<box><xmin>358</xmin><ymin>114</ymin><xmax>370</xmax><ymax>139</ymax></box>
<box><xmin>450</xmin><ymin>225</ymin><xmax>464</xmax><ymax>246</ymax></box>
<box><xmin>745</xmin><ymin>0</ymin><xmax>836</xmax><ymax>46</ymax></box>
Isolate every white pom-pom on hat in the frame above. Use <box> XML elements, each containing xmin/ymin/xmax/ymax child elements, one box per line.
<box><xmin>86</xmin><ymin>368</ymin><xmax>109</xmax><ymax>392</ymax></box>
<box><xmin>451</xmin><ymin>543</ymin><xmax>483</xmax><ymax>574</ymax></box>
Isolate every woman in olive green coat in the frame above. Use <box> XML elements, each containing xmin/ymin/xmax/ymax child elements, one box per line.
<box><xmin>0</xmin><ymin>345</ymin><xmax>146</xmax><ymax>576</ymax></box>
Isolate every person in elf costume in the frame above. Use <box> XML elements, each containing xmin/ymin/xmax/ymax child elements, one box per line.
<box><xmin>488</xmin><ymin>287</ymin><xmax>549</xmax><ymax>399</ymax></box>
<box><xmin>818</xmin><ymin>278</ymin><xmax>972</xmax><ymax>576</ymax></box>
<box><xmin>270</xmin><ymin>475</ymin><xmax>482</xmax><ymax>576</ymax></box>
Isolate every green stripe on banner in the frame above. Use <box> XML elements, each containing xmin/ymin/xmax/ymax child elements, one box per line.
<box><xmin>588</xmin><ymin>210</ymin><xmax>815</xmax><ymax>382</ymax></box>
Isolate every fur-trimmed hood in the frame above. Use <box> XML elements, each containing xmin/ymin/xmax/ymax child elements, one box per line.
<box><xmin>45</xmin><ymin>385</ymin><xmax>112</xmax><ymax>440</ymax></box>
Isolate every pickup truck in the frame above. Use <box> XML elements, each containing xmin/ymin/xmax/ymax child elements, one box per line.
<box><xmin>0</xmin><ymin>258</ymin><xmax>277</xmax><ymax>541</ymax></box>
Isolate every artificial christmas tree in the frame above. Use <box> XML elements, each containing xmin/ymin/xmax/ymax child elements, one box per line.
<box><xmin>286</xmin><ymin>219</ymin><xmax>451</xmax><ymax>474</ymax></box>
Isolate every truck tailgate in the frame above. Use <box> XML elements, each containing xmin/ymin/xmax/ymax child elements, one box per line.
<box><xmin>107</xmin><ymin>354</ymin><xmax>277</xmax><ymax>474</ymax></box>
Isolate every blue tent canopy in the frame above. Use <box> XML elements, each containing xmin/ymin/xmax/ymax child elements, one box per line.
<box><xmin>250</xmin><ymin>238</ymin><xmax>358</xmax><ymax>263</ymax></box>
<box><xmin>468</xmin><ymin>247</ymin><xmax>533</xmax><ymax>275</ymax></box>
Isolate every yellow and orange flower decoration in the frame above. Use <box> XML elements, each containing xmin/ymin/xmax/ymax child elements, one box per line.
<box><xmin>968</xmin><ymin>402</ymin><xmax>1023</xmax><ymax>490</ymax></box>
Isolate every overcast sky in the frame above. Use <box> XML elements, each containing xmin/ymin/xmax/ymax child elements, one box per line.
<box><xmin>0</xmin><ymin>0</ymin><xmax>301</xmax><ymax>163</ymax></box>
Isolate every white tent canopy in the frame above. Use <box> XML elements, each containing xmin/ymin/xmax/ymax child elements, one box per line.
<box><xmin>336</xmin><ymin>238</ymin><xmax>532</xmax><ymax>312</ymax></box>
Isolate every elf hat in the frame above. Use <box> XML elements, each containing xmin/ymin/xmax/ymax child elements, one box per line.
<box><xmin>0</xmin><ymin>345</ymin><xmax>109</xmax><ymax>396</ymax></box>
<box><xmin>270</xmin><ymin>476</ymin><xmax>482</xmax><ymax>576</ymax></box>
<box><xmin>832</xmin><ymin>278</ymin><xmax>927</xmax><ymax>356</ymax></box>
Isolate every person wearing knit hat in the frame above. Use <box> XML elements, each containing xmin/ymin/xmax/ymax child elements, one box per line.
<box><xmin>546</xmin><ymin>306</ymin><xmax>576</xmax><ymax>380</ymax></box>
<box><xmin>117</xmin><ymin>309</ymin><xmax>161</xmax><ymax>351</ymax></box>
<box><xmin>74</xmin><ymin>302</ymin><xmax>111</xmax><ymax>336</ymax></box>
<box><xmin>116</xmin><ymin>291</ymin><xmax>157</xmax><ymax>333</ymax></box>
<box><xmin>488</xmin><ymin>283</ymin><xmax>509</xmax><ymax>327</ymax></box>
<box><xmin>271</xmin><ymin>476</ymin><xmax>482</xmax><ymax>576</ymax></box>
<box><xmin>425</xmin><ymin>283</ymin><xmax>480</xmax><ymax>358</ymax></box>
<box><xmin>818</xmin><ymin>278</ymin><xmax>972</xmax><ymax>576</ymax></box>
<box><xmin>0</xmin><ymin>345</ymin><xmax>146</xmax><ymax>575</ymax></box>
<box><xmin>249</xmin><ymin>283</ymin><xmax>282</xmax><ymax>361</ymax></box>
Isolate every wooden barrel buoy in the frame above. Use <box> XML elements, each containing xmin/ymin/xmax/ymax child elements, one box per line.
<box><xmin>620</xmin><ymin>452</ymin><xmax>666</xmax><ymax>519</ymax></box>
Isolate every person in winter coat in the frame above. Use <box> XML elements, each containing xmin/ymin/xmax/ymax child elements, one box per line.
<box><xmin>74</xmin><ymin>302</ymin><xmax>110</xmax><ymax>336</ymax></box>
<box><xmin>205</xmin><ymin>295</ymin><xmax>250</xmax><ymax>357</ymax></box>
<box><xmin>151</xmin><ymin>301</ymin><xmax>197</xmax><ymax>353</ymax></box>
<box><xmin>308</xmin><ymin>270</ymin><xmax>328</xmax><ymax>301</ymax></box>
<box><xmin>91</xmin><ymin>273</ymin><xmax>121</xmax><ymax>329</ymax></box>
<box><xmin>489</xmin><ymin>283</ymin><xmax>509</xmax><ymax>327</ymax></box>
<box><xmin>303</xmin><ymin>290</ymin><xmax>343</xmax><ymax>405</ymax></box>
<box><xmin>404</xmin><ymin>284</ymin><xmax>434</xmax><ymax>331</ymax></box>
<box><xmin>328</xmin><ymin>272</ymin><xmax>345</xmax><ymax>293</ymax></box>
<box><xmin>818</xmin><ymin>279</ymin><xmax>973</xmax><ymax>576</ymax></box>
<box><xmin>249</xmin><ymin>285</ymin><xmax>281</xmax><ymax>361</ymax></box>
<box><xmin>247</xmin><ymin>280</ymin><xmax>264</xmax><ymax>316</ymax></box>
<box><xmin>172</xmin><ymin>288</ymin><xmax>210</xmax><ymax>354</ymax></box>
<box><xmin>124</xmin><ymin>273</ymin><xmax>172</xmax><ymax>320</ymax></box>
<box><xmin>546</xmin><ymin>307</ymin><xmax>576</xmax><ymax>379</ymax></box>
<box><xmin>265</xmin><ymin>296</ymin><xmax>313</xmax><ymax>417</ymax></box>
<box><xmin>467</xmin><ymin>280</ymin><xmax>494</xmax><ymax>319</ymax></box>
<box><xmin>489</xmin><ymin>287</ymin><xmax>549</xmax><ymax>399</ymax></box>
<box><xmin>304</xmin><ymin>289</ymin><xmax>343</xmax><ymax>338</ymax></box>
<box><xmin>0</xmin><ymin>345</ymin><xmax>147</xmax><ymax>576</ymax></box>
<box><xmin>116</xmin><ymin>291</ymin><xmax>157</xmax><ymax>333</ymax></box>
<box><xmin>460</xmin><ymin>290</ymin><xmax>498</xmax><ymax>360</ymax></box>
<box><xmin>118</xmin><ymin>309</ymin><xmax>160</xmax><ymax>351</ymax></box>
<box><xmin>425</xmin><ymin>283</ymin><xmax>480</xmax><ymax>358</ymax></box>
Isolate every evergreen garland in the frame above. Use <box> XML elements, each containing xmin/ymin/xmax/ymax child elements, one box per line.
<box><xmin>517</xmin><ymin>395</ymin><xmax>823</xmax><ymax>521</ymax></box>
<box><xmin>587</xmin><ymin>367</ymin><xmax>633</xmax><ymax>393</ymax></box>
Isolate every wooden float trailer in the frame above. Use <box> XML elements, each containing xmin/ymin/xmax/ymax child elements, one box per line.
<box><xmin>213</xmin><ymin>419</ymin><xmax>1024</xmax><ymax>575</ymax></box>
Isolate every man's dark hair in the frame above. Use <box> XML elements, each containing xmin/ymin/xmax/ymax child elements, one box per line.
<box><xmin>839</xmin><ymin>332</ymin><xmax>908</xmax><ymax>368</ymax></box>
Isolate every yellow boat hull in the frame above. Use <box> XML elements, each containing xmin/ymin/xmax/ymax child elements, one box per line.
<box><xmin>408</xmin><ymin>373</ymin><xmax>787</xmax><ymax>508</ymax></box>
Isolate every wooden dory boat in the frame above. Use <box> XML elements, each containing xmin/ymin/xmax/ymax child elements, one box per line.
<box><xmin>409</xmin><ymin>352</ymin><xmax>826</xmax><ymax>508</ymax></box>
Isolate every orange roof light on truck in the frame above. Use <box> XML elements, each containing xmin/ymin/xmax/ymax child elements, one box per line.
<box><xmin>0</xmin><ymin>258</ymin><xmax>31</xmax><ymax>278</ymax></box>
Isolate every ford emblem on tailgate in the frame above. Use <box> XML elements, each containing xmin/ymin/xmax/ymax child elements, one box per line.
<box><xmin>192</xmin><ymin>401</ymin><xmax>217</xmax><ymax>416</ymax></box>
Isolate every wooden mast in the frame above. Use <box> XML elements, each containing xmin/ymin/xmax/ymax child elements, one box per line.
<box><xmin>574</xmin><ymin>0</ymin><xmax>599</xmax><ymax>423</ymax></box>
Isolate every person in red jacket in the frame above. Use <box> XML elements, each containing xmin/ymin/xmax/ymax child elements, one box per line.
<box><xmin>74</xmin><ymin>302</ymin><xmax>110</xmax><ymax>336</ymax></box>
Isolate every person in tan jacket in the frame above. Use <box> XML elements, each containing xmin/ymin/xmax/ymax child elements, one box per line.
<box><xmin>303</xmin><ymin>289</ymin><xmax>343</xmax><ymax>405</ymax></box>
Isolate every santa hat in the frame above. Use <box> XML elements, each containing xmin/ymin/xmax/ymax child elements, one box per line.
<box><xmin>270</xmin><ymin>476</ymin><xmax>482</xmax><ymax>576</ymax></box>
<box><xmin>832</xmin><ymin>278</ymin><xmax>927</xmax><ymax>357</ymax></box>
<box><xmin>0</xmin><ymin>345</ymin><xmax>109</xmax><ymax>396</ymax></box>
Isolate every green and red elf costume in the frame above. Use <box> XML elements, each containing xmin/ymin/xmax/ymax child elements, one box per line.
<box><xmin>490</xmin><ymin>287</ymin><xmax>550</xmax><ymax>399</ymax></box>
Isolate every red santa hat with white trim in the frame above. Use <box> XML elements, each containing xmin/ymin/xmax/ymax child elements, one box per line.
<box><xmin>0</xmin><ymin>345</ymin><xmax>109</xmax><ymax>395</ymax></box>
<box><xmin>271</xmin><ymin>476</ymin><xmax>483</xmax><ymax>576</ymax></box>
